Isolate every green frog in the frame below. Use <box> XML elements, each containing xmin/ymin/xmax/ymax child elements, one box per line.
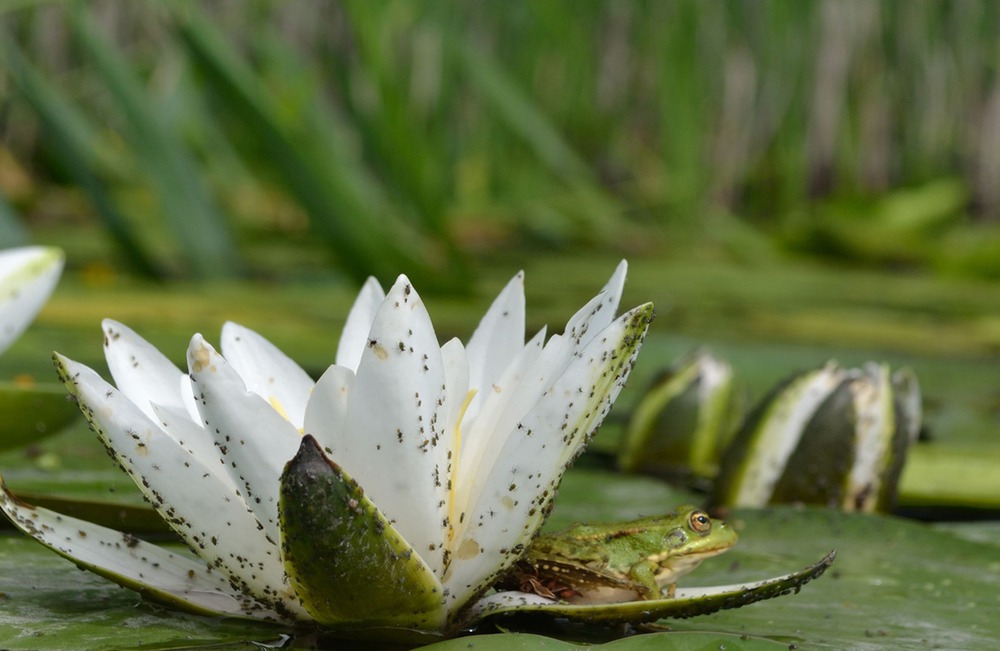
<box><xmin>500</xmin><ymin>506</ymin><xmax>737</xmax><ymax>604</ymax></box>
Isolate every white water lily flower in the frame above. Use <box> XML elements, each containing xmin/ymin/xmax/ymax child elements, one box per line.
<box><xmin>0</xmin><ymin>246</ymin><xmax>63</xmax><ymax>356</ymax></box>
<box><xmin>0</xmin><ymin>262</ymin><xmax>653</xmax><ymax>636</ymax></box>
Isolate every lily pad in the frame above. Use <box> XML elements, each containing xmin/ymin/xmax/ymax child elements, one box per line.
<box><xmin>668</xmin><ymin>508</ymin><xmax>1000</xmax><ymax>650</ymax></box>
<box><xmin>0</xmin><ymin>448</ymin><xmax>998</xmax><ymax>649</ymax></box>
<box><xmin>0</xmin><ymin>536</ymin><xmax>283</xmax><ymax>650</ymax></box>
<box><xmin>0</xmin><ymin>382</ymin><xmax>79</xmax><ymax>451</ymax></box>
<box><xmin>421</xmin><ymin>631</ymin><xmax>791</xmax><ymax>650</ymax></box>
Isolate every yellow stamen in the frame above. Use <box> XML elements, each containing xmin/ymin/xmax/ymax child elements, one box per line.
<box><xmin>447</xmin><ymin>389</ymin><xmax>477</xmax><ymax>546</ymax></box>
<box><xmin>269</xmin><ymin>396</ymin><xmax>292</xmax><ymax>424</ymax></box>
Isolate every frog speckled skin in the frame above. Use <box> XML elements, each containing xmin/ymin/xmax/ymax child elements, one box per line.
<box><xmin>501</xmin><ymin>506</ymin><xmax>737</xmax><ymax>604</ymax></box>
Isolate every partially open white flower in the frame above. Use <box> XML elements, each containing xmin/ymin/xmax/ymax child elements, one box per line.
<box><xmin>0</xmin><ymin>246</ymin><xmax>63</xmax><ymax>356</ymax></box>
<box><xmin>0</xmin><ymin>262</ymin><xmax>653</xmax><ymax>636</ymax></box>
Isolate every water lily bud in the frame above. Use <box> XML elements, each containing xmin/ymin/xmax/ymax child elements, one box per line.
<box><xmin>619</xmin><ymin>349</ymin><xmax>737</xmax><ymax>483</ymax></box>
<box><xmin>0</xmin><ymin>246</ymin><xmax>75</xmax><ymax>450</ymax></box>
<box><xmin>0</xmin><ymin>246</ymin><xmax>64</xmax><ymax>356</ymax></box>
<box><xmin>711</xmin><ymin>362</ymin><xmax>920</xmax><ymax>513</ymax></box>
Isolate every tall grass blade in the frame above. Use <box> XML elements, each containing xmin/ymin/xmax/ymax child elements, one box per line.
<box><xmin>340</xmin><ymin>0</ymin><xmax>449</xmax><ymax>238</ymax></box>
<box><xmin>1</xmin><ymin>36</ymin><xmax>161</xmax><ymax>276</ymax></box>
<box><xmin>174</xmin><ymin>8</ymin><xmax>467</xmax><ymax>292</ymax></box>
<box><xmin>449</xmin><ymin>34</ymin><xmax>621</xmax><ymax>239</ymax></box>
<box><xmin>69</xmin><ymin>6</ymin><xmax>240</xmax><ymax>279</ymax></box>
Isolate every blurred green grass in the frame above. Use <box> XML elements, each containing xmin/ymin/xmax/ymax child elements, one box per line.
<box><xmin>2</xmin><ymin>1</ymin><xmax>1000</xmax><ymax>286</ymax></box>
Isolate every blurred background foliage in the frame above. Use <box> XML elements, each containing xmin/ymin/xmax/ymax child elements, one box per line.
<box><xmin>3</xmin><ymin>0</ymin><xmax>1000</xmax><ymax>290</ymax></box>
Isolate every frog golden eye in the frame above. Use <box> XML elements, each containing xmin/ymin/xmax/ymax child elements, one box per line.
<box><xmin>689</xmin><ymin>510</ymin><xmax>712</xmax><ymax>534</ymax></box>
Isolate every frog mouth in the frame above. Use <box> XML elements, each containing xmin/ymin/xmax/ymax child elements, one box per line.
<box><xmin>656</xmin><ymin>545</ymin><xmax>732</xmax><ymax>584</ymax></box>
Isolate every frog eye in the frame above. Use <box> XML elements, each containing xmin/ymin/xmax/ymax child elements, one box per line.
<box><xmin>689</xmin><ymin>510</ymin><xmax>712</xmax><ymax>534</ymax></box>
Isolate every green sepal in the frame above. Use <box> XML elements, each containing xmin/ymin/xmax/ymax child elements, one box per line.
<box><xmin>619</xmin><ymin>349</ymin><xmax>735</xmax><ymax>481</ymax></box>
<box><xmin>279</xmin><ymin>435</ymin><xmax>446</xmax><ymax>631</ymax></box>
<box><xmin>768</xmin><ymin>377</ymin><xmax>857</xmax><ymax>506</ymax></box>
<box><xmin>711</xmin><ymin>365</ymin><xmax>842</xmax><ymax>508</ymax></box>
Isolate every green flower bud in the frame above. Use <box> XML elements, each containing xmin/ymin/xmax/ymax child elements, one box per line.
<box><xmin>619</xmin><ymin>349</ymin><xmax>738</xmax><ymax>484</ymax></box>
<box><xmin>711</xmin><ymin>362</ymin><xmax>920</xmax><ymax>513</ymax></box>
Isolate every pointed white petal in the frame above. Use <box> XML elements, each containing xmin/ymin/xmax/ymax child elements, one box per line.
<box><xmin>53</xmin><ymin>354</ymin><xmax>304</xmax><ymax>618</ymax></box>
<box><xmin>0</xmin><ymin>246</ymin><xmax>63</xmax><ymax>355</ymax></box>
<box><xmin>302</xmin><ymin>364</ymin><xmax>355</xmax><ymax>453</ymax></box>
<box><xmin>334</xmin><ymin>276</ymin><xmax>450</xmax><ymax>575</ymax></box>
<box><xmin>453</xmin><ymin>327</ymin><xmax>547</xmax><ymax>513</ymax></box>
<box><xmin>561</xmin><ymin>259</ymin><xmax>627</xmax><ymax>352</ymax></box>
<box><xmin>439</xmin><ymin>337</ymin><xmax>470</xmax><ymax>547</ymax></box>
<box><xmin>149</xmin><ymin>403</ymin><xmax>236</xmax><ymax>490</ymax></box>
<box><xmin>335</xmin><ymin>277</ymin><xmax>385</xmax><ymax>372</ymax></box>
<box><xmin>440</xmin><ymin>338</ymin><xmax>470</xmax><ymax>443</ymax></box>
<box><xmin>102</xmin><ymin>319</ymin><xmax>191</xmax><ymax>421</ymax></box>
<box><xmin>220</xmin><ymin>322</ymin><xmax>314</xmax><ymax>429</ymax></box>
<box><xmin>464</xmin><ymin>272</ymin><xmax>524</xmax><ymax>420</ymax></box>
<box><xmin>0</xmin><ymin>480</ymin><xmax>279</xmax><ymax>619</ymax></box>
<box><xmin>443</xmin><ymin>304</ymin><xmax>653</xmax><ymax>610</ymax></box>
<box><xmin>475</xmin><ymin>261</ymin><xmax>629</xmax><ymax>441</ymax></box>
<box><xmin>187</xmin><ymin>335</ymin><xmax>302</xmax><ymax>542</ymax></box>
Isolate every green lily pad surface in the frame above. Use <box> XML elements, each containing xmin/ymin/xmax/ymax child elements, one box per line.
<box><xmin>0</xmin><ymin>465</ymin><xmax>997</xmax><ymax>649</ymax></box>
<box><xmin>0</xmin><ymin>382</ymin><xmax>79</xmax><ymax>451</ymax></box>
<box><xmin>667</xmin><ymin>507</ymin><xmax>1000</xmax><ymax>650</ymax></box>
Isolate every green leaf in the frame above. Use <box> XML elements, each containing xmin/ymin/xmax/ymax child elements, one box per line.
<box><xmin>0</xmin><ymin>383</ymin><xmax>78</xmax><ymax>451</ymax></box>
<box><xmin>279</xmin><ymin>435</ymin><xmax>446</xmax><ymax>632</ymax></box>
<box><xmin>422</xmin><ymin>631</ymin><xmax>789</xmax><ymax>650</ymax></box>
<box><xmin>0</xmin><ymin>382</ymin><xmax>80</xmax><ymax>450</ymax></box>
<box><xmin>0</xmin><ymin>536</ymin><xmax>282</xmax><ymax>651</ymax></box>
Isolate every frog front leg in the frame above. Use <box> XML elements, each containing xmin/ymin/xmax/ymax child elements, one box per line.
<box><xmin>627</xmin><ymin>560</ymin><xmax>666</xmax><ymax>600</ymax></box>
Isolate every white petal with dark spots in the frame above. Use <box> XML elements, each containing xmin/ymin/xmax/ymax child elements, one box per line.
<box><xmin>187</xmin><ymin>335</ymin><xmax>302</xmax><ymax>541</ymax></box>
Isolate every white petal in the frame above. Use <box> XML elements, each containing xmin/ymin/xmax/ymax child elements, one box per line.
<box><xmin>54</xmin><ymin>354</ymin><xmax>303</xmax><ymax>618</ymax></box>
<box><xmin>187</xmin><ymin>335</ymin><xmax>302</xmax><ymax>541</ymax></box>
<box><xmin>443</xmin><ymin>304</ymin><xmax>652</xmax><ymax>609</ymax></box>
<box><xmin>465</xmin><ymin>272</ymin><xmax>524</xmax><ymax>419</ymax></box>
<box><xmin>453</xmin><ymin>327</ymin><xmax>547</xmax><ymax>511</ymax></box>
<box><xmin>149</xmin><ymin>403</ymin><xmax>235</xmax><ymax>489</ymax></box>
<box><xmin>844</xmin><ymin>363</ymin><xmax>894</xmax><ymax>512</ymax></box>
<box><xmin>0</xmin><ymin>246</ymin><xmax>63</xmax><ymax>355</ymax></box>
<box><xmin>335</xmin><ymin>276</ymin><xmax>385</xmax><ymax>372</ymax></box>
<box><xmin>439</xmin><ymin>338</ymin><xmax>470</xmax><ymax>547</ymax></box>
<box><xmin>440</xmin><ymin>338</ymin><xmax>470</xmax><ymax>444</ymax></box>
<box><xmin>334</xmin><ymin>276</ymin><xmax>450</xmax><ymax>574</ymax></box>
<box><xmin>0</xmin><ymin>481</ymin><xmax>274</xmax><ymax>619</ymax></box>
<box><xmin>475</xmin><ymin>261</ymin><xmax>629</xmax><ymax>438</ymax></box>
<box><xmin>563</xmin><ymin>259</ymin><xmax>627</xmax><ymax>345</ymax></box>
<box><xmin>302</xmin><ymin>364</ymin><xmax>355</xmax><ymax>453</ymax></box>
<box><xmin>102</xmin><ymin>319</ymin><xmax>192</xmax><ymax>421</ymax></box>
<box><xmin>221</xmin><ymin>322</ymin><xmax>314</xmax><ymax>429</ymax></box>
